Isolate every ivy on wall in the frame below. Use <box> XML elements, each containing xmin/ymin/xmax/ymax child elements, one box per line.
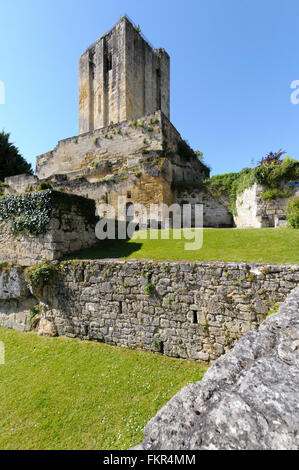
<box><xmin>0</xmin><ymin>190</ymin><xmax>98</xmax><ymax>236</ymax></box>
<box><xmin>0</xmin><ymin>190</ymin><xmax>52</xmax><ymax>235</ymax></box>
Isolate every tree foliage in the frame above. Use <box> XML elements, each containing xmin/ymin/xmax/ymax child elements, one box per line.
<box><xmin>286</xmin><ymin>197</ymin><xmax>299</xmax><ymax>229</ymax></box>
<box><xmin>202</xmin><ymin>155</ymin><xmax>299</xmax><ymax>215</ymax></box>
<box><xmin>258</xmin><ymin>149</ymin><xmax>286</xmax><ymax>167</ymax></box>
<box><xmin>0</xmin><ymin>131</ymin><xmax>32</xmax><ymax>181</ymax></box>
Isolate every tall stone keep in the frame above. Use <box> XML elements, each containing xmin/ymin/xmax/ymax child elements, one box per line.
<box><xmin>79</xmin><ymin>16</ymin><xmax>170</xmax><ymax>134</ymax></box>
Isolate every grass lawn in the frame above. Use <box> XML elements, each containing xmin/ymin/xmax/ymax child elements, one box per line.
<box><xmin>67</xmin><ymin>228</ymin><xmax>299</xmax><ymax>264</ymax></box>
<box><xmin>0</xmin><ymin>328</ymin><xmax>208</xmax><ymax>450</ymax></box>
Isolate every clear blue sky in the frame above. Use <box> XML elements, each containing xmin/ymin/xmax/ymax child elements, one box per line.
<box><xmin>1</xmin><ymin>0</ymin><xmax>299</xmax><ymax>175</ymax></box>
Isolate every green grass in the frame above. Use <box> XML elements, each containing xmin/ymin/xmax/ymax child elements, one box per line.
<box><xmin>67</xmin><ymin>228</ymin><xmax>299</xmax><ymax>264</ymax></box>
<box><xmin>0</xmin><ymin>328</ymin><xmax>208</xmax><ymax>450</ymax></box>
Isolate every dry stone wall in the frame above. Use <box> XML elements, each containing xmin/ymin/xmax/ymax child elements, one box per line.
<box><xmin>136</xmin><ymin>286</ymin><xmax>299</xmax><ymax>450</ymax></box>
<box><xmin>0</xmin><ymin>191</ymin><xmax>98</xmax><ymax>266</ymax></box>
<box><xmin>0</xmin><ymin>260</ymin><xmax>298</xmax><ymax>363</ymax></box>
<box><xmin>174</xmin><ymin>187</ymin><xmax>233</xmax><ymax>227</ymax></box>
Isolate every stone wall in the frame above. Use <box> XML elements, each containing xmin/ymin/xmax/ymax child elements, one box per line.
<box><xmin>0</xmin><ymin>191</ymin><xmax>98</xmax><ymax>266</ymax></box>
<box><xmin>36</xmin><ymin>112</ymin><xmax>164</xmax><ymax>180</ymax></box>
<box><xmin>0</xmin><ymin>260</ymin><xmax>298</xmax><ymax>363</ymax></box>
<box><xmin>4</xmin><ymin>111</ymin><xmax>208</xmax><ymax>225</ymax></box>
<box><xmin>174</xmin><ymin>186</ymin><xmax>233</xmax><ymax>227</ymax></box>
<box><xmin>4</xmin><ymin>174</ymin><xmax>39</xmax><ymax>195</ymax></box>
<box><xmin>35</xmin><ymin>111</ymin><xmax>208</xmax><ymax>185</ymax></box>
<box><xmin>235</xmin><ymin>183</ymin><xmax>299</xmax><ymax>228</ymax></box>
<box><xmin>0</xmin><ymin>265</ymin><xmax>36</xmax><ymax>332</ymax></box>
<box><xmin>136</xmin><ymin>286</ymin><xmax>299</xmax><ymax>450</ymax></box>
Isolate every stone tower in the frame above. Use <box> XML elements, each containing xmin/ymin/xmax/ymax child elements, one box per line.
<box><xmin>79</xmin><ymin>16</ymin><xmax>170</xmax><ymax>134</ymax></box>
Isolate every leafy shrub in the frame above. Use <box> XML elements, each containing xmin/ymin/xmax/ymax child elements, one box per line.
<box><xmin>199</xmin><ymin>156</ymin><xmax>299</xmax><ymax>215</ymax></box>
<box><xmin>26</xmin><ymin>260</ymin><xmax>57</xmax><ymax>287</ymax></box>
<box><xmin>0</xmin><ymin>190</ymin><xmax>52</xmax><ymax>235</ymax></box>
<box><xmin>258</xmin><ymin>150</ymin><xmax>286</xmax><ymax>167</ymax></box>
<box><xmin>260</xmin><ymin>188</ymin><xmax>293</xmax><ymax>201</ymax></box>
<box><xmin>286</xmin><ymin>197</ymin><xmax>299</xmax><ymax>228</ymax></box>
<box><xmin>37</xmin><ymin>181</ymin><xmax>52</xmax><ymax>191</ymax></box>
<box><xmin>253</xmin><ymin>157</ymin><xmax>299</xmax><ymax>188</ymax></box>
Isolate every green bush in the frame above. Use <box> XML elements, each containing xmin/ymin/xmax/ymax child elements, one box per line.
<box><xmin>37</xmin><ymin>182</ymin><xmax>53</xmax><ymax>191</ymax></box>
<box><xmin>200</xmin><ymin>157</ymin><xmax>299</xmax><ymax>215</ymax></box>
<box><xmin>253</xmin><ymin>157</ymin><xmax>299</xmax><ymax>188</ymax></box>
<box><xmin>286</xmin><ymin>197</ymin><xmax>299</xmax><ymax>228</ymax></box>
<box><xmin>26</xmin><ymin>260</ymin><xmax>58</xmax><ymax>287</ymax></box>
<box><xmin>260</xmin><ymin>188</ymin><xmax>293</xmax><ymax>201</ymax></box>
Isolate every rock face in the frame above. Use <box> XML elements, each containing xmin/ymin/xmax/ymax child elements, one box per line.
<box><xmin>37</xmin><ymin>318</ymin><xmax>57</xmax><ymax>337</ymax></box>
<box><xmin>0</xmin><ymin>265</ymin><xmax>36</xmax><ymax>332</ymax></box>
<box><xmin>235</xmin><ymin>182</ymin><xmax>299</xmax><ymax>229</ymax></box>
<box><xmin>137</xmin><ymin>287</ymin><xmax>299</xmax><ymax>450</ymax></box>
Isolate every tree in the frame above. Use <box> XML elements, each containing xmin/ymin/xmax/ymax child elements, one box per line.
<box><xmin>0</xmin><ymin>130</ymin><xmax>32</xmax><ymax>181</ymax></box>
<box><xmin>258</xmin><ymin>150</ymin><xmax>286</xmax><ymax>167</ymax></box>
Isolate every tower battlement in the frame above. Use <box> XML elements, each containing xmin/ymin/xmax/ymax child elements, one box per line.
<box><xmin>79</xmin><ymin>16</ymin><xmax>170</xmax><ymax>134</ymax></box>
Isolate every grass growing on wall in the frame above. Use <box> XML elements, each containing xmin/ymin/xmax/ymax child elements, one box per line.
<box><xmin>0</xmin><ymin>328</ymin><xmax>208</xmax><ymax>450</ymax></box>
<box><xmin>67</xmin><ymin>228</ymin><xmax>299</xmax><ymax>265</ymax></box>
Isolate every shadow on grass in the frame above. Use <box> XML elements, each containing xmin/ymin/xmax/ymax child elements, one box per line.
<box><xmin>64</xmin><ymin>239</ymin><xmax>143</xmax><ymax>260</ymax></box>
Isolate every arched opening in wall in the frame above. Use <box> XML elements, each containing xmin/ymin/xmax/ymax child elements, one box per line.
<box><xmin>126</xmin><ymin>202</ymin><xmax>135</xmax><ymax>222</ymax></box>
